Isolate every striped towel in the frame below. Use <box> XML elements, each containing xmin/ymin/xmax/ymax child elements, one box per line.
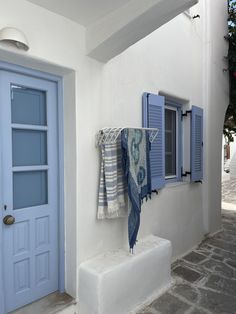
<box><xmin>97</xmin><ymin>138</ymin><xmax>128</xmax><ymax>219</ymax></box>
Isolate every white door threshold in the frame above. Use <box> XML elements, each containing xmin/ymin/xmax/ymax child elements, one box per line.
<box><xmin>9</xmin><ymin>292</ymin><xmax>77</xmax><ymax>314</ymax></box>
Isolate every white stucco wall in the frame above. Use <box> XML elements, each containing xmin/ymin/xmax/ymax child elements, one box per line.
<box><xmin>230</xmin><ymin>136</ymin><xmax>236</xmax><ymax>161</ymax></box>
<box><xmin>202</xmin><ymin>0</ymin><xmax>229</xmax><ymax>232</ymax></box>
<box><xmin>0</xmin><ymin>0</ymin><xmax>228</xmax><ymax>301</ymax></box>
<box><xmin>228</xmin><ymin>135</ymin><xmax>236</xmax><ymax>178</ymax></box>
<box><xmin>99</xmin><ymin>9</ymin><xmax>205</xmax><ymax>256</ymax></box>
<box><xmin>221</xmin><ymin>135</ymin><xmax>236</xmax><ymax>178</ymax></box>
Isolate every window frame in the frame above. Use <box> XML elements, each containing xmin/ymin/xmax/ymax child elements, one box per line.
<box><xmin>164</xmin><ymin>99</ymin><xmax>182</xmax><ymax>183</ymax></box>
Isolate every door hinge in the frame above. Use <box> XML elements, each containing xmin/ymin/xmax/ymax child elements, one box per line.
<box><xmin>181</xmin><ymin>110</ymin><xmax>192</xmax><ymax>118</ymax></box>
<box><xmin>181</xmin><ymin>171</ymin><xmax>191</xmax><ymax>177</ymax></box>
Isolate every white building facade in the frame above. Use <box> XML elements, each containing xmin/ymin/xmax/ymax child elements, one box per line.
<box><xmin>0</xmin><ymin>0</ymin><xmax>229</xmax><ymax>313</ymax></box>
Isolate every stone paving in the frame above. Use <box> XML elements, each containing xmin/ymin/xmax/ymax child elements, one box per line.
<box><xmin>138</xmin><ymin>211</ymin><xmax>236</xmax><ymax>314</ymax></box>
<box><xmin>222</xmin><ymin>178</ymin><xmax>236</xmax><ymax>204</ymax></box>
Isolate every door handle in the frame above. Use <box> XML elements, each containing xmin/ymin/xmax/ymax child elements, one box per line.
<box><xmin>3</xmin><ymin>215</ymin><xmax>15</xmax><ymax>225</ymax></box>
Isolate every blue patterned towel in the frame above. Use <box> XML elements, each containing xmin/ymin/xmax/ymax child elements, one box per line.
<box><xmin>121</xmin><ymin>129</ymin><xmax>152</xmax><ymax>250</ymax></box>
<box><xmin>97</xmin><ymin>137</ymin><xmax>128</xmax><ymax>219</ymax></box>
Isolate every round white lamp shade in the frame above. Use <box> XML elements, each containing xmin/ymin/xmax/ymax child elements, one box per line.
<box><xmin>0</xmin><ymin>27</ymin><xmax>29</xmax><ymax>51</ymax></box>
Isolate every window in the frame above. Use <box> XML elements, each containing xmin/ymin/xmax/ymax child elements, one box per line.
<box><xmin>142</xmin><ymin>93</ymin><xmax>203</xmax><ymax>190</ymax></box>
<box><xmin>164</xmin><ymin>101</ymin><xmax>182</xmax><ymax>182</ymax></box>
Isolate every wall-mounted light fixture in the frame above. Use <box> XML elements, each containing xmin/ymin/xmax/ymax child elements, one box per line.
<box><xmin>0</xmin><ymin>27</ymin><xmax>29</xmax><ymax>51</ymax></box>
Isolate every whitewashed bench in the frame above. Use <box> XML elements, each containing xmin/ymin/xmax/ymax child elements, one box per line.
<box><xmin>78</xmin><ymin>235</ymin><xmax>172</xmax><ymax>314</ymax></box>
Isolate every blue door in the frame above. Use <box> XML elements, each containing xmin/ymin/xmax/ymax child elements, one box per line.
<box><xmin>0</xmin><ymin>71</ymin><xmax>59</xmax><ymax>313</ymax></box>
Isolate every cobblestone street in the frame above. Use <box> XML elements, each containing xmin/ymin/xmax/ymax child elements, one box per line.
<box><xmin>222</xmin><ymin>178</ymin><xmax>236</xmax><ymax>204</ymax></box>
<box><xmin>138</xmin><ymin>180</ymin><xmax>236</xmax><ymax>314</ymax></box>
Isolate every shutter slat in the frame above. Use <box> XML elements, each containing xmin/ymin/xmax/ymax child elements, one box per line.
<box><xmin>142</xmin><ymin>93</ymin><xmax>165</xmax><ymax>189</ymax></box>
<box><xmin>191</xmin><ymin>105</ymin><xmax>203</xmax><ymax>182</ymax></box>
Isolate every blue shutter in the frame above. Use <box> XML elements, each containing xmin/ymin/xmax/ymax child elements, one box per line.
<box><xmin>191</xmin><ymin>105</ymin><xmax>203</xmax><ymax>182</ymax></box>
<box><xmin>142</xmin><ymin>93</ymin><xmax>165</xmax><ymax>190</ymax></box>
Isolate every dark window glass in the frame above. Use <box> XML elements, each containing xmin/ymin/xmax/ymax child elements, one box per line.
<box><xmin>165</xmin><ymin>108</ymin><xmax>176</xmax><ymax>177</ymax></box>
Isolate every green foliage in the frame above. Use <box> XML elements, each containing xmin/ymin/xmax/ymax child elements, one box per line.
<box><xmin>225</xmin><ymin>1</ymin><xmax>236</xmax><ymax>143</ymax></box>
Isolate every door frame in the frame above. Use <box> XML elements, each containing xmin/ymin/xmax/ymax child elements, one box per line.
<box><xmin>0</xmin><ymin>61</ymin><xmax>65</xmax><ymax>314</ymax></box>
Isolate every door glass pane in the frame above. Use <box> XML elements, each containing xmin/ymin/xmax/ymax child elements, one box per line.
<box><xmin>13</xmin><ymin>171</ymin><xmax>48</xmax><ymax>209</ymax></box>
<box><xmin>12</xmin><ymin>130</ymin><xmax>47</xmax><ymax>166</ymax></box>
<box><xmin>11</xmin><ymin>86</ymin><xmax>46</xmax><ymax>125</ymax></box>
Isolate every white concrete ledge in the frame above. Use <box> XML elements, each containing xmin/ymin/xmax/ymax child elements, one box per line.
<box><xmin>86</xmin><ymin>0</ymin><xmax>198</xmax><ymax>62</ymax></box>
<box><xmin>78</xmin><ymin>235</ymin><xmax>172</xmax><ymax>314</ymax></box>
<box><xmin>222</xmin><ymin>202</ymin><xmax>236</xmax><ymax>211</ymax></box>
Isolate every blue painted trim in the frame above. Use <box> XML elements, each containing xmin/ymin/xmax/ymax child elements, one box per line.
<box><xmin>0</xmin><ymin>61</ymin><xmax>65</xmax><ymax>312</ymax></box>
<box><xmin>191</xmin><ymin>105</ymin><xmax>203</xmax><ymax>182</ymax></box>
<box><xmin>57</xmin><ymin>79</ymin><xmax>65</xmax><ymax>293</ymax></box>
<box><xmin>142</xmin><ymin>92</ymin><xmax>165</xmax><ymax>190</ymax></box>
<box><xmin>0</xmin><ymin>71</ymin><xmax>6</xmax><ymax>314</ymax></box>
<box><xmin>0</xmin><ymin>74</ymin><xmax>5</xmax><ymax>314</ymax></box>
<box><xmin>0</xmin><ymin>61</ymin><xmax>61</xmax><ymax>82</ymax></box>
